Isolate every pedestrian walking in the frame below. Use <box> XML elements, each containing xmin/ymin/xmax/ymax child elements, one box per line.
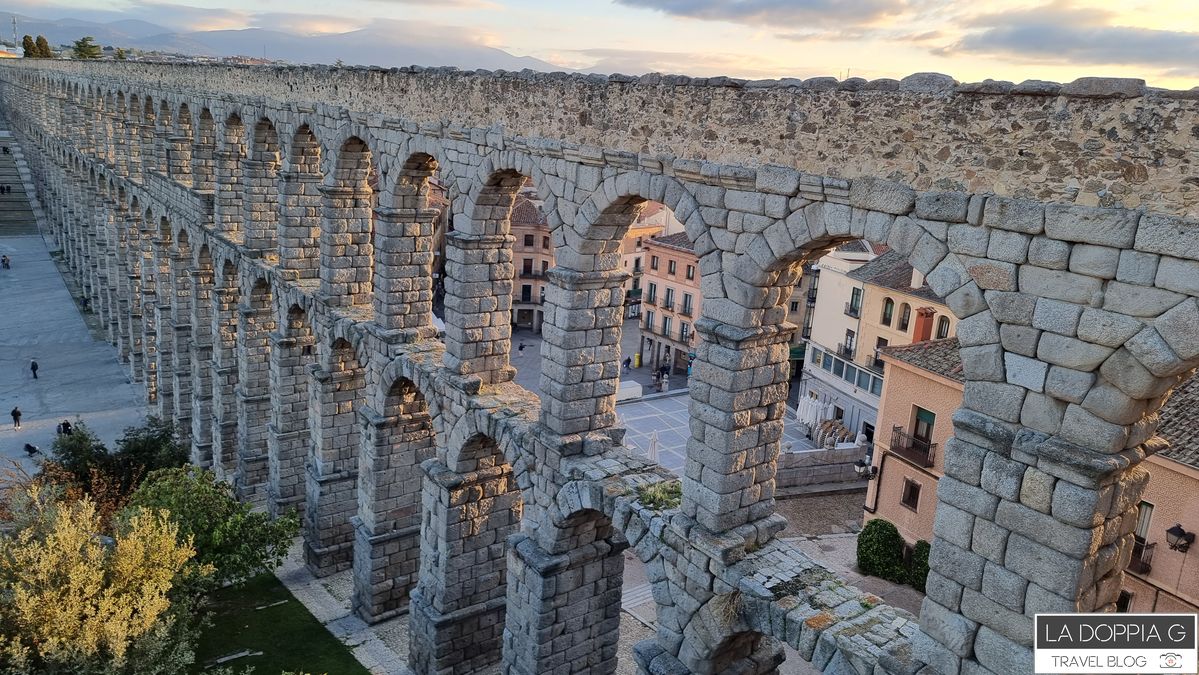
<box><xmin>622</xmin><ymin>356</ymin><xmax>631</xmax><ymax>372</ymax></box>
<box><xmin>30</xmin><ymin>359</ymin><xmax>39</xmax><ymax>380</ymax></box>
<box><xmin>10</xmin><ymin>407</ymin><xmax>20</xmax><ymax>429</ymax></box>
<box><xmin>57</xmin><ymin>419</ymin><xmax>73</xmax><ymax>436</ymax></box>
<box><xmin>517</xmin><ymin>342</ymin><xmax>526</xmax><ymax>357</ymax></box>
<box><xmin>1</xmin><ymin>255</ymin><xmax>9</xmax><ymax>269</ymax></box>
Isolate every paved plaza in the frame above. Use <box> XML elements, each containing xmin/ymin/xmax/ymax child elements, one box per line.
<box><xmin>0</xmin><ymin>139</ymin><xmax>146</xmax><ymax>473</ymax></box>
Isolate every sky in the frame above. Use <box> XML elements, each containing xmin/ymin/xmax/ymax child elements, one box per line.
<box><xmin>9</xmin><ymin>0</ymin><xmax>1199</xmax><ymax>88</ymax></box>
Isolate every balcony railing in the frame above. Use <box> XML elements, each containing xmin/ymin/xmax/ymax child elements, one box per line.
<box><xmin>1127</xmin><ymin>537</ymin><xmax>1155</xmax><ymax>575</ymax></box>
<box><xmin>890</xmin><ymin>426</ymin><xmax>936</xmax><ymax>468</ymax></box>
<box><xmin>844</xmin><ymin>302</ymin><xmax>861</xmax><ymax>318</ymax></box>
<box><xmin>807</xmin><ymin>288</ymin><xmax>818</xmax><ymax>302</ymax></box>
<box><xmin>837</xmin><ymin>342</ymin><xmax>856</xmax><ymax>359</ymax></box>
<box><xmin>680</xmin><ymin>305</ymin><xmax>693</xmax><ymax>317</ymax></box>
<box><xmin>519</xmin><ymin>270</ymin><xmax>547</xmax><ymax>279</ymax></box>
<box><xmin>645</xmin><ymin>296</ymin><xmax>657</xmax><ymax>306</ymax></box>
<box><xmin>662</xmin><ymin>301</ymin><xmax>675</xmax><ymax>310</ymax></box>
<box><xmin>866</xmin><ymin>351</ymin><xmax>886</xmax><ymax>373</ymax></box>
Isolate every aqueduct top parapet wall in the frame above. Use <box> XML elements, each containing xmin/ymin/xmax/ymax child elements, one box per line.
<box><xmin>10</xmin><ymin>59</ymin><xmax>1199</xmax><ymax>214</ymax></box>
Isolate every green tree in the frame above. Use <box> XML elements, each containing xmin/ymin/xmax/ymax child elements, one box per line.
<box><xmin>71</xmin><ymin>36</ymin><xmax>101</xmax><ymax>59</ymax></box>
<box><xmin>128</xmin><ymin>467</ymin><xmax>299</xmax><ymax>587</ymax></box>
<box><xmin>20</xmin><ymin>35</ymin><xmax>35</xmax><ymax>58</ymax></box>
<box><xmin>0</xmin><ymin>485</ymin><xmax>200</xmax><ymax>673</ymax></box>
<box><xmin>34</xmin><ymin>35</ymin><xmax>52</xmax><ymax>58</ymax></box>
<box><xmin>115</xmin><ymin>47</ymin><xmax>127</xmax><ymax>60</ymax></box>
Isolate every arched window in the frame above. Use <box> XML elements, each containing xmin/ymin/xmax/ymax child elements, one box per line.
<box><xmin>898</xmin><ymin>303</ymin><xmax>912</xmax><ymax>331</ymax></box>
<box><xmin>936</xmin><ymin>315</ymin><xmax>951</xmax><ymax>339</ymax></box>
<box><xmin>881</xmin><ymin>298</ymin><xmax>894</xmax><ymax>326</ymax></box>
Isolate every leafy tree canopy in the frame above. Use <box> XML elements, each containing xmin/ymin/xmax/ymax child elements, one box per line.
<box><xmin>71</xmin><ymin>36</ymin><xmax>101</xmax><ymax>59</ymax></box>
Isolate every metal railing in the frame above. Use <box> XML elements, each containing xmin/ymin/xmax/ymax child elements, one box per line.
<box><xmin>807</xmin><ymin>288</ymin><xmax>818</xmax><ymax>302</ymax></box>
<box><xmin>1127</xmin><ymin>537</ymin><xmax>1155</xmax><ymax>575</ymax></box>
<box><xmin>866</xmin><ymin>350</ymin><xmax>886</xmax><ymax>373</ymax></box>
<box><xmin>680</xmin><ymin>305</ymin><xmax>693</xmax><ymax>317</ymax></box>
<box><xmin>890</xmin><ymin>426</ymin><xmax>936</xmax><ymax>468</ymax></box>
<box><xmin>844</xmin><ymin>302</ymin><xmax>861</xmax><ymax>318</ymax></box>
<box><xmin>837</xmin><ymin>342</ymin><xmax>856</xmax><ymax>359</ymax></box>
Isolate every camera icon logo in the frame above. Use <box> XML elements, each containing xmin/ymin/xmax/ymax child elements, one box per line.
<box><xmin>1160</xmin><ymin>652</ymin><xmax>1184</xmax><ymax>669</ymax></box>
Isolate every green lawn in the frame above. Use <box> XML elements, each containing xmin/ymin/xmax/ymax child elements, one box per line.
<box><xmin>192</xmin><ymin>573</ymin><xmax>371</xmax><ymax>675</ymax></box>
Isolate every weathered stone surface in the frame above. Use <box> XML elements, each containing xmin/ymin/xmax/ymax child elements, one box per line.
<box><xmin>1068</xmin><ymin>244</ymin><xmax>1120</xmax><ymax>278</ymax></box>
<box><xmin>956</xmin><ymin>311</ymin><xmax>1000</xmax><ymax>347</ymax></box>
<box><xmin>984</xmin><ymin>291</ymin><xmax>1036</xmax><ymax>325</ymax></box>
<box><xmin>1044</xmin><ymin>204</ymin><xmax>1139</xmax><ymax>247</ymax></box>
<box><xmin>986</xmin><ymin>230</ymin><xmax>1030</xmax><ymax>263</ymax></box>
<box><xmin>1075</xmin><ymin>308</ymin><xmax>1143</xmax><ymax>348</ymax></box>
<box><xmin>1154</xmin><ymin>255</ymin><xmax>1199</xmax><ymax>295</ymax></box>
<box><xmin>1103</xmin><ymin>281</ymin><xmax>1186</xmax><ymax>318</ymax></box>
<box><xmin>1026</xmin><ymin>236</ymin><xmax>1070</xmax><ymax>270</ymax></box>
<box><xmin>1036</xmin><ymin>333</ymin><xmax>1113</xmax><ymax>371</ymax></box>
<box><xmin>1116</xmin><ymin>249</ymin><xmax>1159</xmax><ymax>286</ymax></box>
<box><xmin>1031</xmin><ymin>298</ymin><xmax>1082</xmax><ymax>336</ymax></box>
<box><xmin>849</xmin><ymin>176</ymin><xmax>916</xmax><ymax>214</ymax></box>
<box><xmin>1019</xmin><ymin>392</ymin><xmax>1066</xmax><ymax>435</ymax></box>
<box><xmin>1003</xmin><ymin>353</ymin><xmax>1047</xmax><ymax>392</ymax></box>
<box><xmin>983</xmin><ymin>197</ymin><xmax>1043</xmax><ymax>235</ymax></box>
<box><xmin>1018</xmin><ymin>266</ymin><xmax>1102</xmax><ymax>305</ymax></box>
<box><xmin>960</xmin><ymin>344</ymin><xmax>1005</xmax><ymax>382</ymax></box>
<box><xmin>1058</xmin><ymin>404</ymin><xmax>1130</xmax><ymax>454</ymax></box>
<box><xmin>961</xmin><ymin>381</ymin><xmax>1026</xmax><ymax>424</ymax></box>
<box><xmin>1044</xmin><ymin>365</ymin><xmax>1095</xmax><ymax>404</ymax></box>
<box><xmin>1019</xmin><ymin>468</ymin><xmax>1056</xmax><ymax>514</ymax></box>
<box><xmin>999</xmin><ymin>325</ymin><xmax>1040</xmax><ymax>358</ymax></box>
<box><xmin>917</xmin><ymin>191</ymin><xmax>970</xmax><ymax>222</ymax></box>
<box><xmin>1135</xmin><ymin>214</ymin><xmax>1199</xmax><ymax>258</ymax></box>
<box><xmin>1155</xmin><ymin>298</ymin><xmax>1199</xmax><ymax>360</ymax></box>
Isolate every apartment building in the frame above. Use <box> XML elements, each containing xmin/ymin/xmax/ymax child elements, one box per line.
<box><xmin>800</xmin><ymin>248</ymin><xmax>957</xmax><ymax>445</ymax></box>
<box><xmin>864</xmin><ymin>339</ymin><xmax>1199</xmax><ymax>614</ymax></box>
<box><xmin>639</xmin><ymin>232</ymin><xmax>701</xmax><ymax>374</ymax></box>
<box><xmin>510</xmin><ymin>195</ymin><xmax>554</xmax><ymax>332</ymax></box>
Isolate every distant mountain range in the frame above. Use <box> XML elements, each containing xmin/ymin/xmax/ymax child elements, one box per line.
<box><xmin>6</xmin><ymin>12</ymin><xmax>566</xmax><ymax>71</ymax></box>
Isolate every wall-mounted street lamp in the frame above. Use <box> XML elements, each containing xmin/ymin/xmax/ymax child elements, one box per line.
<box><xmin>1166</xmin><ymin>523</ymin><xmax>1194</xmax><ymax>552</ymax></box>
<box><xmin>854</xmin><ymin>457</ymin><xmax>878</xmax><ymax>480</ymax></box>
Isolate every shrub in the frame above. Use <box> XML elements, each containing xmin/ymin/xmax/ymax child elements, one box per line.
<box><xmin>0</xmin><ymin>485</ymin><xmax>197</xmax><ymax>673</ymax></box>
<box><xmin>907</xmin><ymin>539</ymin><xmax>931</xmax><ymax>592</ymax></box>
<box><xmin>47</xmin><ymin>417</ymin><xmax>187</xmax><ymax>503</ymax></box>
<box><xmin>856</xmin><ymin>518</ymin><xmax>906</xmax><ymax>583</ymax></box>
<box><xmin>636</xmin><ymin>480</ymin><xmax>682</xmax><ymax>510</ymax></box>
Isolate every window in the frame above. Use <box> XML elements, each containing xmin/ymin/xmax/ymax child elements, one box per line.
<box><xmin>668</xmin><ymin>260</ymin><xmax>677</xmax><ymax>275</ymax></box>
<box><xmin>636</xmin><ymin>237</ymin><xmax>643</xmax><ymax>249</ymax></box>
<box><xmin>682</xmin><ymin>293</ymin><xmax>693</xmax><ymax>316</ymax></box>
<box><xmin>844</xmin><ymin>329</ymin><xmax>856</xmax><ymax>354</ymax></box>
<box><xmin>801</xmin><ymin>312</ymin><xmax>813</xmax><ymax>338</ymax></box>
<box><xmin>850</xmin><ymin>287</ymin><xmax>863</xmax><ymax>312</ymax></box>
<box><xmin>523</xmin><ymin>234</ymin><xmax>534</xmax><ymax>247</ymax></box>
<box><xmin>664</xmin><ymin>287</ymin><xmax>675</xmax><ymax>309</ymax></box>
<box><xmin>901</xmin><ymin>479</ymin><xmax>921</xmax><ymax>511</ymax></box>
<box><xmin>861</xmin><ymin>423</ymin><xmax>875</xmax><ymax>443</ymax></box>
<box><xmin>1135</xmin><ymin>501</ymin><xmax>1154</xmax><ymax>540</ymax></box>
<box><xmin>870</xmin><ymin>377</ymin><xmax>883</xmax><ymax>396</ymax></box>
<box><xmin>647</xmin><ymin>282</ymin><xmax>657</xmax><ymax>304</ymax></box>
<box><xmin>645</xmin><ymin>310</ymin><xmax>655</xmax><ymax>331</ymax></box>
<box><xmin>898</xmin><ymin>303</ymin><xmax>911</xmax><ymax>331</ymax></box>
<box><xmin>1116</xmin><ymin>591</ymin><xmax>1133</xmax><ymax>613</ymax></box>
<box><xmin>790</xmin><ymin>301</ymin><xmax>799</xmax><ymax>313</ymax></box>
<box><xmin>686</xmin><ymin>264</ymin><xmax>695</xmax><ymax>280</ymax></box>
<box><xmin>681</xmin><ymin>322</ymin><xmax>691</xmax><ymax>341</ymax></box>
<box><xmin>936</xmin><ymin>316</ymin><xmax>951</xmax><ymax>339</ymax></box>
<box><xmin>542</xmin><ymin>236</ymin><xmax>549</xmax><ymax>249</ymax></box>
<box><xmin>521</xmin><ymin>284</ymin><xmax>532</xmax><ymax>302</ymax></box>
<box><xmin>651</xmin><ymin>255</ymin><xmax>659</xmax><ymax>270</ymax></box>
<box><xmin>522</xmin><ymin>258</ymin><xmax>533</xmax><ymax>275</ymax></box>
<box><xmin>541</xmin><ymin>260</ymin><xmax>549</xmax><ymax>274</ymax></box>
<box><xmin>662</xmin><ymin>315</ymin><xmax>672</xmax><ymax>337</ymax></box>
<box><xmin>633</xmin><ymin>257</ymin><xmax>642</xmax><ymax>273</ymax></box>
<box><xmin>882</xmin><ymin>298</ymin><xmax>894</xmax><ymax>326</ymax></box>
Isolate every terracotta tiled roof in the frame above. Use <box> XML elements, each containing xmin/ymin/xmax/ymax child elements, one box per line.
<box><xmin>1158</xmin><ymin>374</ymin><xmax>1199</xmax><ymax>471</ymax></box>
<box><xmin>510</xmin><ymin>196</ymin><xmax>547</xmax><ymax>226</ymax></box>
<box><xmin>848</xmin><ymin>250</ymin><xmax>942</xmax><ymax>304</ymax></box>
<box><xmin>648</xmin><ymin>231</ymin><xmax>693</xmax><ymax>252</ymax></box>
<box><xmin>879</xmin><ymin>337</ymin><xmax>964</xmax><ymax>383</ymax></box>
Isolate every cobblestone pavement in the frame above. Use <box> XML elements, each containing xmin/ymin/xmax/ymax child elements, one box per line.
<box><xmin>775</xmin><ymin>491</ymin><xmax>869</xmax><ymax>537</ymax></box>
<box><xmin>790</xmin><ymin>533</ymin><xmax>927</xmax><ymax>616</ymax></box>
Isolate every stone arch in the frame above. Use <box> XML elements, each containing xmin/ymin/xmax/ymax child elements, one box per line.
<box><xmin>169</xmin><ymin>103</ymin><xmax>193</xmax><ymax>186</ymax></box>
<box><xmin>139</xmin><ymin>96</ymin><xmax>156</xmax><ymax>174</ymax></box>
<box><xmin>245</xmin><ymin>117</ymin><xmax>281</xmax><ymax>256</ymax></box>
<box><xmin>372</xmin><ymin>151</ymin><xmax>441</xmax><ymax>333</ymax></box>
<box><xmin>410</xmin><ymin>425</ymin><xmax>524</xmax><ymax>675</ymax></box>
<box><xmin>319</xmin><ymin>135</ymin><xmax>376</xmax><ymax>308</ymax></box>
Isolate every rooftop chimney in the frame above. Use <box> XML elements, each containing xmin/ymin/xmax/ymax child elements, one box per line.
<box><xmin>911</xmin><ymin>269</ymin><xmax>925</xmax><ymax>288</ymax></box>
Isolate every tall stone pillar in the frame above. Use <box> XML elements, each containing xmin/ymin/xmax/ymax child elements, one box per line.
<box><xmin>372</xmin><ymin>206</ymin><xmax>436</xmax><ymax>333</ymax></box>
<box><xmin>277</xmin><ymin>170</ymin><xmax>322</xmax><ymax>279</ymax></box>
<box><xmin>267</xmin><ymin>318</ymin><xmax>314</xmax><ymax>518</ymax></box>
<box><xmin>214</xmin><ymin>148</ymin><xmax>243</xmax><ymax>237</ymax></box>
<box><xmin>138</xmin><ymin>225</ymin><xmax>160</xmax><ymax>403</ymax></box>
<box><xmin>242</xmin><ymin>158</ymin><xmax>278</xmax><ymax>257</ymax></box>
<box><xmin>210</xmin><ymin>284</ymin><xmax>240</xmax><ymax>481</ymax></box>
<box><xmin>189</xmin><ymin>266</ymin><xmax>215</xmax><ymax>468</ymax></box>
<box><xmin>351</xmin><ymin>381</ymin><xmax>435</xmax><ymax>623</ymax></box>
<box><xmin>125</xmin><ymin>226</ymin><xmax>146</xmax><ymax>383</ymax></box>
<box><xmin>409</xmin><ymin>440</ymin><xmax>521</xmax><ymax>675</ymax></box>
<box><xmin>170</xmin><ymin>250</ymin><xmax>193</xmax><ymax>444</ymax></box>
<box><xmin>441</xmin><ymin>231</ymin><xmax>515</xmax><ymax>386</ymax></box>
<box><xmin>235</xmin><ymin>287</ymin><xmax>274</xmax><ymax>505</ymax></box>
<box><xmin>304</xmin><ymin>355</ymin><xmax>365</xmax><ymax>576</ymax></box>
<box><xmin>318</xmin><ymin>185</ymin><xmax>374</xmax><ymax>307</ymax></box>
<box><xmin>152</xmin><ymin>238</ymin><xmax>175</xmax><ymax>420</ymax></box>
<box><xmin>537</xmin><ymin>268</ymin><xmax>628</xmax><ymax>438</ymax></box>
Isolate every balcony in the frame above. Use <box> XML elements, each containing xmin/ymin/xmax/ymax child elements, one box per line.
<box><xmin>890</xmin><ymin>426</ymin><xmax>936</xmax><ymax>468</ymax></box>
<box><xmin>645</xmin><ymin>296</ymin><xmax>657</xmax><ymax>306</ymax></box>
<box><xmin>807</xmin><ymin>288</ymin><xmax>818</xmax><ymax>303</ymax></box>
<box><xmin>867</xmin><ymin>351</ymin><xmax>886</xmax><ymax>373</ymax></box>
<box><xmin>680</xmin><ymin>305</ymin><xmax>693</xmax><ymax>317</ymax></box>
<box><xmin>1127</xmin><ymin>537</ymin><xmax>1155</xmax><ymax>575</ymax></box>
<box><xmin>837</xmin><ymin>342</ymin><xmax>856</xmax><ymax>359</ymax></box>
<box><xmin>844</xmin><ymin>302</ymin><xmax>861</xmax><ymax>318</ymax></box>
<box><xmin>519</xmin><ymin>270</ymin><xmax>547</xmax><ymax>279</ymax></box>
<box><xmin>662</xmin><ymin>301</ymin><xmax>675</xmax><ymax>310</ymax></box>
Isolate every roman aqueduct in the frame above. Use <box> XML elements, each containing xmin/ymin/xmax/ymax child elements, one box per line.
<box><xmin>2</xmin><ymin>60</ymin><xmax>1198</xmax><ymax>675</ymax></box>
